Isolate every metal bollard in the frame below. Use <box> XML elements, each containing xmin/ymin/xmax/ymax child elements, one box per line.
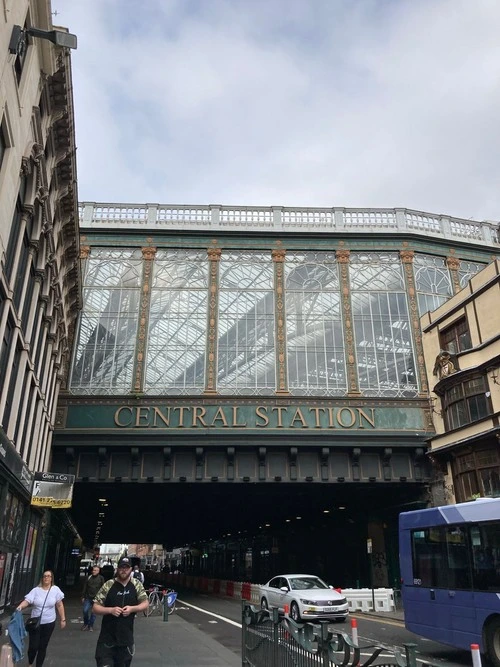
<box><xmin>351</xmin><ymin>617</ymin><xmax>358</xmax><ymax>646</ymax></box>
<box><xmin>163</xmin><ymin>591</ymin><xmax>168</xmax><ymax>622</ymax></box>
<box><xmin>471</xmin><ymin>644</ymin><xmax>482</xmax><ymax>667</ymax></box>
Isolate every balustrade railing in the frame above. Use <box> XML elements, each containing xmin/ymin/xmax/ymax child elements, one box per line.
<box><xmin>78</xmin><ymin>202</ymin><xmax>499</xmax><ymax>247</ymax></box>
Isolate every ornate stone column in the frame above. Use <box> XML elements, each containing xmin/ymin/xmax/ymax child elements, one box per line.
<box><xmin>132</xmin><ymin>247</ymin><xmax>156</xmax><ymax>393</ymax></box>
<box><xmin>272</xmin><ymin>247</ymin><xmax>289</xmax><ymax>395</ymax></box>
<box><xmin>204</xmin><ymin>246</ymin><xmax>221</xmax><ymax>395</ymax></box>
<box><xmin>446</xmin><ymin>255</ymin><xmax>461</xmax><ymax>294</ymax></box>
<box><xmin>400</xmin><ymin>249</ymin><xmax>429</xmax><ymax>395</ymax></box>
<box><xmin>336</xmin><ymin>248</ymin><xmax>360</xmax><ymax>395</ymax></box>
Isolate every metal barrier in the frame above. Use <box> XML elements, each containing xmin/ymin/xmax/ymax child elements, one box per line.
<box><xmin>242</xmin><ymin>602</ymin><xmax>454</xmax><ymax>667</ymax></box>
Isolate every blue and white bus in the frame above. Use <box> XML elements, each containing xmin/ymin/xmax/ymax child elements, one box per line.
<box><xmin>399</xmin><ymin>497</ymin><xmax>500</xmax><ymax>666</ymax></box>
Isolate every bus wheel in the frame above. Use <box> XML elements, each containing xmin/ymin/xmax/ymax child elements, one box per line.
<box><xmin>485</xmin><ymin>617</ymin><xmax>500</xmax><ymax>667</ymax></box>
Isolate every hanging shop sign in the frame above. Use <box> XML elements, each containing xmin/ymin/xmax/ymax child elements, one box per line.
<box><xmin>31</xmin><ymin>472</ymin><xmax>75</xmax><ymax>508</ymax></box>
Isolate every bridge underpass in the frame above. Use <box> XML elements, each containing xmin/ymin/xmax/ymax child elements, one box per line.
<box><xmin>68</xmin><ymin>481</ymin><xmax>425</xmax><ymax>577</ymax></box>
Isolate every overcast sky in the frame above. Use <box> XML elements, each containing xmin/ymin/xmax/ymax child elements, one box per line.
<box><xmin>57</xmin><ymin>0</ymin><xmax>499</xmax><ymax>221</ymax></box>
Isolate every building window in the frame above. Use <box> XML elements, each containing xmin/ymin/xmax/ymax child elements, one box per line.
<box><xmin>414</xmin><ymin>254</ymin><xmax>453</xmax><ymax>315</ymax></box>
<box><xmin>458</xmin><ymin>261</ymin><xmax>486</xmax><ymax>289</ymax></box>
<box><xmin>70</xmin><ymin>248</ymin><xmax>142</xmax><ymax>394</ymax></box>
<box><xmin>0</xmin><ymin>118</ymin><xmax>8</xmax><ymax>171</ymax></box>
<box><xmin>145</xmin><ymin>249</ymin><xmax>208</xmax><ymax>395</ymax></box>
<box><xmin>443</xmin><ymin>375</ymin><xmax>491</xmax><ymax>430</ymax></box>
<box><xmin>350</xmin><ymin>252</ymin><xmax>417</xmax><ymax>397</ymax></box>
<box><xmin>285</xmin><ymin>251</ymin><xmax>346</xmax><ymax>396</ymax></box>
<box><xmin>218</xmin><ymin>251</ymin><xmax>275</xmax><ymax>395</ymax></box>
<box><xmin>453</xmin><ymin>448</ymin><xmax>500</xmax><ymax>501</ymax></box>
<box><xmin>440</xmin><ymin>317</ymin><xmax>472</xmax><ymax>354</ymax></box>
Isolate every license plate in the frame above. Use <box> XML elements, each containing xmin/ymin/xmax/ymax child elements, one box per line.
<box><xmin>322</xmin><ymin>607</ymin><xmax>334</xmax><ymax>612</ymax></box>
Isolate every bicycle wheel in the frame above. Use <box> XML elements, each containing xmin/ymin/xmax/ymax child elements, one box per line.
<box><xmin>146</xmin><ymin>592</ymin><xmax>159</xmax><ymax>617</ymax></box>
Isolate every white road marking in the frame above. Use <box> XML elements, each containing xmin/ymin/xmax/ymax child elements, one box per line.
<box><xmin>177</xmin><ymin>599</ymin><xmax>242</xmax><ymax>628</ymax></box>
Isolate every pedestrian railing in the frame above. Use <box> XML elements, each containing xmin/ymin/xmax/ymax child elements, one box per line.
<box><xmin>241</xmin><ymin>602</ymin><xmax>460</xmax><ymax>667</ymax></box>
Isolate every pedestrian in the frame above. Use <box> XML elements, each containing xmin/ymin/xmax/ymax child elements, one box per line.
<box><xmin>81</xmin><ymin>565</ymin><xmax>105</xmax><ymax>631</ymax></box>
<box><xmin>132</xmin><ymin>565</ymin><xmax>144</xmax><ymax>584</ymax></box>
<box><xmin>93</xmin><ymin>556</ymin><xmax>148</xmax><ymax>666</ymax></box>
<box><xmin>16</xmin><ymin>570</ymin><xmax>66</xmax><ymax>667</ymax></box>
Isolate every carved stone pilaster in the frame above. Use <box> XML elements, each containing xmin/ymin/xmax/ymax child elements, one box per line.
<box><xmin>272</xmin><ymin>248</ymin><xmax>289</xmax><ymax>394</ymax></box>
<box><xmin>400</xmin><ymin>249</ymin><xmax>428</xmax><ymax>394</ymax></box>
<box><xmin>336</xmin><ymin>249</ymin><xmax>360</xmax><ymax>395</ymax></box>
<box><xmin>446</xmin><ymin>255</ymin><xmax>461</xmax><ymax>294</ymax></box>
<box><xmin>132</xmin><ymin>247</ymin><xmax>156</xmax><ymax>393</ymax></box>
<box><xmin>204</xmin><ymin>247</ymin><xmax>221</xmax><ymax>394</ymax></box>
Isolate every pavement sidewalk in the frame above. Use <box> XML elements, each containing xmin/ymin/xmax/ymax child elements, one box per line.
<box><xmin>1</xmin><ymin>588</ymin><xmax>241</xmax><ymax>666</ymax></box>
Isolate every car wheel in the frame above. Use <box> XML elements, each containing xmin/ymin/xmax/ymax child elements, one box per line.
<box><xmin>485</xmin><ymin>617</ymin><xmax>500</xmax><ymax>667</ymax></box>
<box><xmin>261</xmin><ymin>597</ymin><xmax>269</xmax><ymax>611</ymax></box>
<box><xmin>290</xmin><ymin>601</ymin><xmax>301</xmax><ymax>622</ymax></box>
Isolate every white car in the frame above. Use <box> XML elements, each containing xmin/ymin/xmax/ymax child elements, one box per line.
<box><xmin>260</xmin><ymin>574</ymin><xmax>349</xmax><ymax>623</ymax></box>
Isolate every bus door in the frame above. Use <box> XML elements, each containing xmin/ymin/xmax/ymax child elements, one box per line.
<box><xmin>409</xmin><ymin>525</ymin><xmax>476</xmax><ymax>650</ymax></box>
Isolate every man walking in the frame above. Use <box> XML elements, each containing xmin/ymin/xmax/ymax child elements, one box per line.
<box><xmin>82</xmin><ymin>565</ymin><xmax>105</xmax><ymax>631</ymax></box>
<box><xmin>93</xmin><ymin>557</ymin><xmax>148</xmax><ymax>666</ymax></box>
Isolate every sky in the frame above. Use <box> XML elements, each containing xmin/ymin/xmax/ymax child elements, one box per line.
<box><xmin>56</xmin><ymin>0</ymin><xmax>500</xmax><ymax>221</ymax></box>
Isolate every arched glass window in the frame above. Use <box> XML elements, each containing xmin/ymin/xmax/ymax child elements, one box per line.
<box><xmin>350</xmin><ymin>252</ymin><xmax>417</xmax><ymax>397</ymax></box>
<box><xmin>218</xmin><ymin>252</ymin><xmax>275</xmax><ymax>395</ymax></box>
<box><xmin>414</xmin><ymin>254</ymin><xmax>453</xmax><ymax>314</ymax></box>
<box><xmin>458</xmin><ymin>261</ymin><xmax>487</xmax><ymax>289</ymax></box>
<box><xmin>285</xmin><ymin>251</ymin><xmax>346</xmax><ymax>395</ymax></box>
<box><xmin>70</xmin><ymin>248</ymin><xmax>142</xmax><ymax>394</ymax></box>
<box><xmin>145</xmin><ymin>249</ymin><xmax>208</xmax><ymax>394</ymax></box>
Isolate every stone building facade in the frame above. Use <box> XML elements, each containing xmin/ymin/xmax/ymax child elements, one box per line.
<box><xmin>0</xmin><ymin>0</ymin><xmax>80</xmax><ymax>610</ymax></box>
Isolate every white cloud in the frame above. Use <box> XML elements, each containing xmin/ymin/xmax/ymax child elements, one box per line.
<box><xmin>58</xmin><ymin>0</ymin><xmax>500</xmax><ymax>220</ymax></box>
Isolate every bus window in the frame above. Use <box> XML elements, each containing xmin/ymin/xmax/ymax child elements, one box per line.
<box><xmin>412</xmin><ymin>525</ymin><xmax>471</xmax><ymax>589</ymax></box>
<box><xmin>471</xmin><ymin>523</ymin><xmax>500</xmax><ymax>591</ymax></box>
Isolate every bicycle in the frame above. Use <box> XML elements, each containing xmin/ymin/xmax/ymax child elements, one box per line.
<box><xmin>144</xmin><ymin>584</ymin><xmax>177</xmax><ymax>617</ymax></box>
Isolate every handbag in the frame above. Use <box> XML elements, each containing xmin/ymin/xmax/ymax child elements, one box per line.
<box><xmin>25</xmin><ymin>586</ymin><xmax>51</xmax><ymax>632</ymax></box>
<box><xmin>25</xmin><ymin>617</ymin><xmax>40</xmax><ymax>632</ymax></box>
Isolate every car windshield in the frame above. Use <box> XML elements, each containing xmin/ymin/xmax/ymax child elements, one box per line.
<box><xmin>289</xmin><ymin>577</ymin><xmax>328</xmax><ymax>590</ymax></box>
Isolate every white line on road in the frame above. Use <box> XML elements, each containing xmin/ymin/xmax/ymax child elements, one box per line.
<box><xmin>177</xmin><ymin>598</ymin><xmax>242</xmax><ymax>628</ymax></box>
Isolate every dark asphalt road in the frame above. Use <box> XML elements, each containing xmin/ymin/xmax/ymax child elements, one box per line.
<box><xmin>175</xmin><ymin>591</ymin><xmax>474</xmax><ymax>667</ymax></box>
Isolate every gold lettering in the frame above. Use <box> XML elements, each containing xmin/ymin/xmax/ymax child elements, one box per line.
<box><xmin>309</xmin><ymin>407</ymin><xmax>326</xmax><ymax>428</ymax></box>
<box><xmin>358</xmin><ymin>408</ymin><xmax>375</xmax><ymax>428</ymax></box>
<box><xmin>327</xmin><ymin>407</ymin><xmax>336</xmax><ymax>428</ymax></box>
<box><xmin>114</xmin><ymin>406</ymin><xmax>133</xmax><ymax>427</ymax></box>
<box><xmin>135</xmin><ymin>407</ymin><xmax>150</xmax><ymax>427</ymax></box>
<box><xmin>232</xmin><ymin>406</ymin><xmax>247</xmax><ymax>427</ymax></box>
<box><xmin>290</xmin><ymin>407</ymin><xmax>308</xmax><ymax>428</ymax></box>
<box><xmin>255</xmin><ymin>406</ymin><xmax>269</xmax><ymax>427</ymax></box>
<box><xmin>174</xmin><ymin>406</ymin><xmax>189</xmax><ymax>427</ymax></box>
<box><xmin>211</xmin><ymin>407</ymin><xmax>228</xmax><ymax>427</ymax></box>
<box><xmin>152</xmin><ymin>407</ymin><xmax>170</xmax><ymax>427</ymax></box>
<box><xmin>271</xmin><ymin>406</ymin><xmax>287</xmax><ymax>428</ymax></box>
<box><xmin>192</xmin><ymin>406</ymin><xmax>207</xmax><ymax>427</ymax></box>
<box><xmin>337</xmin><ymin>407</ymin><xmax>356</xmax><ymax>428</ymax></box>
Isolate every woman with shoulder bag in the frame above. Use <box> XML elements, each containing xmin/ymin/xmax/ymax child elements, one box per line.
<box><xmin>16</xmin><ymin>570</ymin><xmax>66</xmax><ymax>666</ymax></box>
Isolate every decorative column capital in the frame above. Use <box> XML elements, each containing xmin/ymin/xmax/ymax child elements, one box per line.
<box><xmin>272</xmin><ymin>249</ymin><xmax>286</xmax><ymax>263</ymax></box>
<box><xmin>446</xmin><ymin>256</ymin><xmax>461</xmax><ymax>271</ymax></box>
<box><xmin>142</xmin><ymin>246</ymin><xmax>156</xmax><ymax>261</ymax></box>
<box><xmin>336</xmin><ymin>249</ymin><xmax>350</xmax><ymax>264</ymax></box>
<box><xmin>207</xmin><ymin>247</ymin><xmax>221</xmax><ymax>261</ymax></box>
<box><xmin>400</xmin><ymin>249</ymin><xmax>415</xmax><ymax>264</ymax></box>
<box><xmin>80</xmin><ymin>245</ymin><xmax>91</xmax><ymax>259</ymax></box>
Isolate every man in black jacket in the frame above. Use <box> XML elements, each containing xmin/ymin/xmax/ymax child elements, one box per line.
<box><xmin>82</xmin><ymin>565</ymin><xmax>105</xmax><ymax>631</ymax></box>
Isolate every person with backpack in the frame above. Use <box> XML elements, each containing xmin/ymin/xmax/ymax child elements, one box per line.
<box><xmin>132</xmin><ymin>566</ymin><xmax>144</xmax><ymax>584</ymax></box>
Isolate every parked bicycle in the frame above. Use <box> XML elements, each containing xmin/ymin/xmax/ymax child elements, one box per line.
<box><xmin>144</xmin><ymin>584</ymin><xmax>177</xmax><ymax>617</ymax></box>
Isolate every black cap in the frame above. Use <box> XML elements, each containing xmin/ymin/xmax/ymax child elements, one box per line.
<box><xmin>117</xmin><ymin>557</ymin><xmax>132</xmax><ymax>568</ymax></box>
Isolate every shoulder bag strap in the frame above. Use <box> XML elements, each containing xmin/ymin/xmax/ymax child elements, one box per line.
<box><xmin>39</xmin><ymin>585</ymin><xmax>51</xmax><ymax>622</ymax></box>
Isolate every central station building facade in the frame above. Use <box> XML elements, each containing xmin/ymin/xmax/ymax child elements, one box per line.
<box><xmin>52</xmin><ymin>203</ymin><xmax>499</xmax><ymax>587</ymax></box>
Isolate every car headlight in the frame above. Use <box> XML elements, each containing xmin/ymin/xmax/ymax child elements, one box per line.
<box><xmin>300</xmin><ymin>599</ymin><xmax>316</xmax><ymax>605</ymax></box>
